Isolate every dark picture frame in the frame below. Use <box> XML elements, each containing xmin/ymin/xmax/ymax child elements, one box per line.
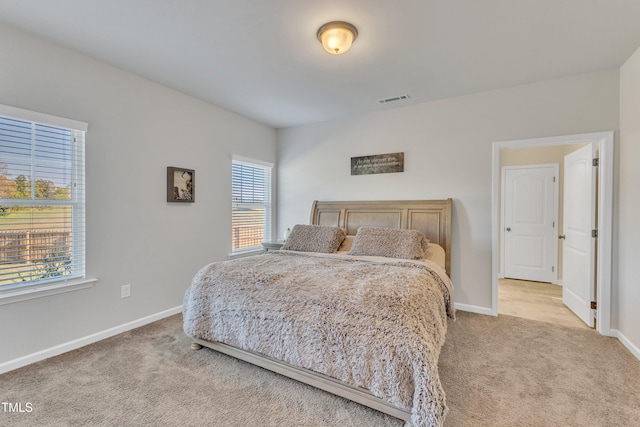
<box><xmin>167</xmin><ymin>167</ymin><xmax>195</xmax><ymax>203</ymax></box>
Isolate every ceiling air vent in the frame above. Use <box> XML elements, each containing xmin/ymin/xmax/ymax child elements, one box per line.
<box><xmin>377</xmin><ymin>94</ymin><xmax>410</xmax><ymax>104</ymax></box>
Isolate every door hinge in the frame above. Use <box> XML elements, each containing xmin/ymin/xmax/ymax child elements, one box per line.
<box><xmin>590</xmin><ymin>301</ymin><xmax>597</xmax><ymax>310</ymax></box>
<box><xmin>593</xmin><ymin>158</ymin><xmax>599</xmax><ymax>166</ymax></box>
<box><xmin>592</xmin><ymin>229</ymin><xmax>598</xmax><ymax>238</ymax></box>
<box><xmin>553</xmin><ymin>176</ymin><xmax>556</xmax><ymax>183</ymax></box>
<box><xmin>552</xmin><ymin>266</ymin><xmax>555</xmax><ymax>273</ymax></box>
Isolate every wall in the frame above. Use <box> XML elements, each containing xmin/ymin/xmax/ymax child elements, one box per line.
<box><xmin>618</xmin><ymin>46</ymin><xmax>640</xmax><ymax>351</ymax></box>
<box><xmin>0</xmin><ymin>24</ymin><xmax>276</xmax><ymax>365</ymax></box>
<box><xmin>277</xmin><ymin>70</ymin><xmax>619</xmax><ymax>312</ymax></box>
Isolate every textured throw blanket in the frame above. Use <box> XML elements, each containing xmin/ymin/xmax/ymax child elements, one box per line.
<box><xmin>183</xmin><ymin>251</ymin><xmax>455</xmax><ymax>427</ymax></box>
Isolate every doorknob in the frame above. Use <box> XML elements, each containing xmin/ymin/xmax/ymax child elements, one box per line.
<box><xmin>559</xmin><ymin>235</ymin><xmax>565</xmax><ymax>240</ymax></box>
<box><xmin>506</xmin><ymin>227</ymin><xmax>511</xmax><ymax>231</ymax></box>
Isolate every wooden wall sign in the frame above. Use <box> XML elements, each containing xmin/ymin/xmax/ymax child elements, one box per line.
<box><xmin>351</xmin><ymin>152</ymin><xmax>404</xmax><ymax>175</ymax></box>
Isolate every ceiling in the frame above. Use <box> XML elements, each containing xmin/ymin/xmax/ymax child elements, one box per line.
<box><xmin>1</xmin><ymin>0</ymin><xmax>640</xmax><ymax>129</ymax></box>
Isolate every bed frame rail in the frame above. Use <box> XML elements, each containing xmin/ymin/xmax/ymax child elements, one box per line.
<box><xmin>191</xmin><ymin>339</ymin><xmax>412</xmax><ymax>422</ymax></box>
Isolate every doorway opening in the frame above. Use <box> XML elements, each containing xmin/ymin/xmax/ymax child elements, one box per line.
<box><xmin>491</xmin><ymin>132</ymin><xmax>614</xmax><ymax>336</ymax></box>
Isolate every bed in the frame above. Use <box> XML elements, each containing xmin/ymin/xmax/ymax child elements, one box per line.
<box><xmin>183</xmin><ymin>199</ymin><xmax>454</xmax><ymax>426</ymax></box>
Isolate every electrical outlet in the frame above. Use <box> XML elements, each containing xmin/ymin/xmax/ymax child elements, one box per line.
<box><xmin>121</xmin><ymin>284</ymin><xmax>131</xmax><ymax>298</ymax></box>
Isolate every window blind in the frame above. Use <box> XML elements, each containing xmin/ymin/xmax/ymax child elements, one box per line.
<box><xmin>0</xmin><ymin>111</ymin><xmax>86</xmax><ymax>289</ymax></box>
<box><xmin>232</xmin><ymin>159</ymin><xmax>272</xmax><ymax>252</ymax></box>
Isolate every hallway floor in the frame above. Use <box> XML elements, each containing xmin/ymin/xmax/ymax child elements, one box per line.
<box><xmin>498</xmin><ymin>278</ymin><xmax>590</xmax><ymax>329</ymax></box>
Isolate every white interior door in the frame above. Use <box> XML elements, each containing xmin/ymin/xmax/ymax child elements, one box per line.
<box><xmin>503</xmin><ymin>165</ymin><xmax>557</xmax><ymax>283</ymax></box>
<box><xmin>562</xmin><ymin>144</ymin><xmax>596</xmax><ymax>327</ymax></box>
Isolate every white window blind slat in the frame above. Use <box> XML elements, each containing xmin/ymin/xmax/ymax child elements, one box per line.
<box><xmin>231</xmin><ymin>159</ymin><xmax>272</xmax><ymax>252</ymax></box>
<box><xmin>0</xmin><ymin>110</ymin><xmax>86</xmax><ymax>290</ymax></box>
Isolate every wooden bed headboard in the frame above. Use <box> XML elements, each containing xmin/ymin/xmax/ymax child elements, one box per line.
<box><xmin>310</xmin><ymin>199</ymin><xmax>452</xmax><ymax>276</ymax></box>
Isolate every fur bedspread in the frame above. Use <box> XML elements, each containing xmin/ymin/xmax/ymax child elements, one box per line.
<box><xmin>183</xmin><ymin>251</ymin><xmax>455</xmax><ymax>426</ymax></box>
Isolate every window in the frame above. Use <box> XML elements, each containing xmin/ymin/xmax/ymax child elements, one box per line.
<box><xmin>0</xmin><ymin>105</ymin><xmax>87</xmax><ymax>292</ymax></box>
<box><xmin>231</xmin><ymin>156</ymin><xmax>273</xmax><ymax>254</ymax></box>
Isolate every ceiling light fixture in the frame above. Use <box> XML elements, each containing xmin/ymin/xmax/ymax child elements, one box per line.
<box><xmin>317</xmin><ymin>21</ymin><xmax>358</xmax><ymax>55</ymax></box>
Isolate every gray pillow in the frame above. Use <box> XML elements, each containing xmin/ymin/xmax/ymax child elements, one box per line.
<box><xmin>348</xmin><ymin>227</ymin><xmax>429</xmax><ymax>260</ymax></box>
<box><xmin>281</xmin><ymin>224</ymin><xmax>346</xmax><ymax>253</ymax></box>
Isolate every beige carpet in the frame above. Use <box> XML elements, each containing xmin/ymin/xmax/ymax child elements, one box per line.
<box><xmin>1</xmin><ymin>311</ymin><xmax>639</xmax><ymax>426</ymax></box>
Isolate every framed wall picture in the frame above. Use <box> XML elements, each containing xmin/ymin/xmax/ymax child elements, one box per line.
<box><xmin>351</xmin><ymin>152</ymin><xmax>404</xmax><ymax>175</ymax></box>
<box><xmin>167</xmin><ymin>167</ymin><xmax>195</xmax><ymax>203</ymax></box>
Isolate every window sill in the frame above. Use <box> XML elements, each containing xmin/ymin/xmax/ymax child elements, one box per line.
<box><xmin>228</xmin><ymin>248</ymin><xmax>263</xmax><ymax>260</ymax></box>
<box><xmin>0</xmin><ymin>278</ymin><xmax>98</xmax><ymax>306</ymax></box>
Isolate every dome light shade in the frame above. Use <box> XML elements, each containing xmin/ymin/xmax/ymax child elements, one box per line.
<box><xmin>317</xmin><ymin>21</ymin><xmax>358</xmax><ymax>55</ymax></box>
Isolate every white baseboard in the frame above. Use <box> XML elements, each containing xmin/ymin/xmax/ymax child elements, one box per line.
<box><xmin>454</xmin><ymin>303</ymin><xmax>494</xmax><ymax>316</ymax></box>
<box><xmin>0</xmin><ymin>305</ymin><xmax>183</xmax><ymax>375</ymax></box>
<box><xmin>610</xmin><ymin>329</ymin><xmax>640</xmax><ymax>361</ymax></box>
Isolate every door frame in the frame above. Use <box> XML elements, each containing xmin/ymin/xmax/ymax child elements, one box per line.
<box><xmin>500</xmin><ymin>164</ymin><xmax>559</xmax><ymax>284</ymax></box>
<box><xmin>491</xmin><ymin>131</ymin><xmax>614</xmax><ymax>336</ymax></box>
